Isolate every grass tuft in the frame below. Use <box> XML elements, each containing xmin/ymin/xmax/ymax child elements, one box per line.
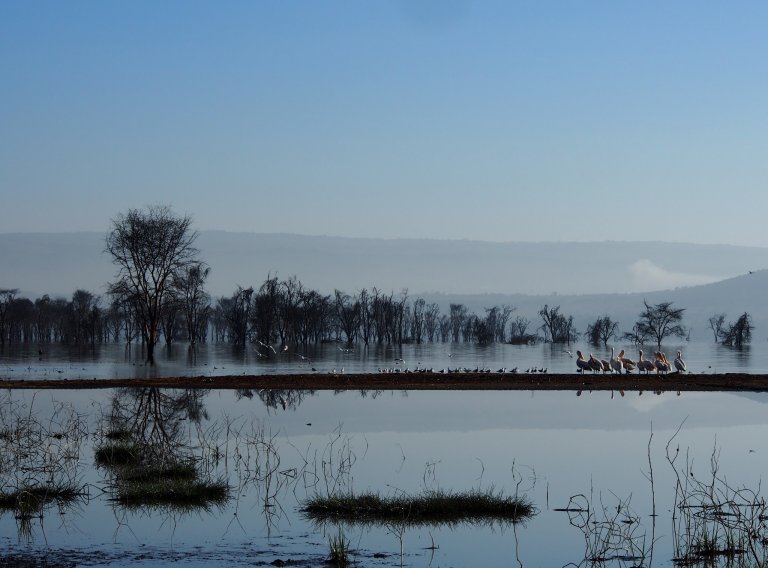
<box><xmin>114</xmin><ymin>478</ymin><xmax>230</xmax><ymax>509</ymax></box>
<box><xmin>303</xmin><ymin>488</ymin><xmax>535</xmax><ymax>527</ymax></box>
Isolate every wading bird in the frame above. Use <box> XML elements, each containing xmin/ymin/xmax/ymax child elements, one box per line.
<box><xmin>576</xmin><ymin>351</ymin><xmax>590</xmax><ymax>373</ymax></box>
<box><xmin>637</xmin><ymin>350</ymin><xmax>655</xmax><ymax>374</ymax></box>
<box><xmin>674</xmin><ymin>350</ymin><xmax>687</xmax><ymax>373</ymax></box>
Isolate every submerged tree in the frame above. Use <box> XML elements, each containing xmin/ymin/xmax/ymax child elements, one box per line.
<box><xmin>634</xmin><ymin>300</ymin><xmax>686</xmax><ymax>350</ymax></box>
<box><xmin>708</xmin><ymin>313</ymin><xmax>726</xmax><ymax>343</ymax></box>
<box><xmin>585</xmin><ymin>316</ymin><xmax>619</xmax><ymax>346</ymax></box>
<box><xmin>719</xmin><ymin>312</ymin><xmax>753</xmax><ymax>348</ymax></box>
<box><xmin>539</xmin><ymin>305</ymin><xmax>577</xmax><ymax>344</ymax></box>
<box><xmin>105</xmin><ymin>206</ymin><xmax>201</xmax><ymax>364</ymax></box>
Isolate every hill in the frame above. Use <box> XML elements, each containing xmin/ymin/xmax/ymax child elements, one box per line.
<box><xmin>0</xmin><ymin>231</ymin><xmax>766</xmax><ymax>339</ymax></box>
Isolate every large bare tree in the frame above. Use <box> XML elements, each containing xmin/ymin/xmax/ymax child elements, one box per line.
<box><xmin>635</xmin><ymin>300</ymin><xmax>686</xmax><ymax>350</ymax></box>
<box><xmin>105</xmin><ymin>206</ymin><xmax>200</xmax><ymax>364</ymax></box>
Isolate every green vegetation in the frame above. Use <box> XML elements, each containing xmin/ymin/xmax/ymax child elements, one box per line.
<box><xmin>303</xmin><ymin>488</ymin><xmax>535</xmax><ymax>527</ymax></box>
<box><xmin>326</xmin><ymin>528</ymin><xmax>351</xmax><ymax>566</ymax></box>
<box><xmin>0</xmin><ymin>485</ymin><xmax>82</xmax><ymax>514</ymax></box>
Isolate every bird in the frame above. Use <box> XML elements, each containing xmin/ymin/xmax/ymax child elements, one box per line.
<box><xmin>609</xmin><ymin>347</ymin><xmax>622</xmax><ymax>374</ymax></box>
<box><xmin>295</xmin><ymin>352</ymin><xmax>311</xmax><ymax>362</ymax></box>
<box><xmin>637</xmin><ymin>350</ymin><xmax>655</xmax><ymax>374</ymax></box>
<box><xmin>654</xmin><ymin>352</ymin><xmax>670</xmax><ymax>374</ymax></box>
<box><xmin>576</xmin><ymin>351</ymin><xmax>590</xmax><ymax>373</ymax></box>
<box><xmin>618</xmin><ymin>350</ymin><xmax>636</xmax><ymax>373</ymax></box>
<box><xmin>588</xmin><ymin>353</ymin><xmax>603</xmax><ymax>373</ymax></box>
<box><xmin>257</xmin><ymin>340</ymin><xmax>277</xmax><ymax>355</ymax></box>
<box><xmin>563</xmin><ymin>350</ymin><xmax>573</xmax><ymax>358</ymax></box>
<box><xmin>674</xmin><ymin>350</ymin><xmax>687</xmax><ymax>373</ymax></box>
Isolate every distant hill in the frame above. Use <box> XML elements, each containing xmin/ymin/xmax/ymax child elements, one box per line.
<box><xmin>2</xmin><ymin>231</ymin><xmax>766</xmax><ymax>298</ymax></box>
<box><xmin>423</xmin><ymin>269</ymin><xmax>768</xmax><ymax>342</ymax></box>
<box><xmin>1</xmin><ymin>231</ymin><xmax>767</xmax><ymax>338</ymax></box>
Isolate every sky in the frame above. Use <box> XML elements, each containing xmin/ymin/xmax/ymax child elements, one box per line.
<box><xmin>2</xmin><ymin>1</ymin><xmax>768</xmax><ymax>246</ymax></box>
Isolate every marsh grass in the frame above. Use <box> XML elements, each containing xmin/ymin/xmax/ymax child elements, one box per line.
<box><xmin>0</xmin><ymin>485</ymin><xmax>82</xmax><ymax>514</ymax></box>
<box><xmin>327</xmin><ymin>527</ymin><xmax>351</xmax><ymax>566</ymax></box>
<box><xmin>94</xmin><ymin>441</ymin><xmax>142</xmax><ymax>467</ymax></box>
<box><xmin>113</xmin><ymin>477</ymin><xmax>229</xmax><ymax>509</ymax></box>
<box><xmin>303</xmin><ymin>488</ymin><xmax>535</xmax><ymax>527</ymax></box>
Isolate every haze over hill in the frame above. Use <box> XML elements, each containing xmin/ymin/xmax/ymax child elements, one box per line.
<box><xmin>2</xmin><ymin>231</ymin><xmax>765</xmax><ymax>297</ymax></box>
<box><xmin>1</xmin><ymin>231</ymin><xmax>766</xmax><ymax>339</ymax></box>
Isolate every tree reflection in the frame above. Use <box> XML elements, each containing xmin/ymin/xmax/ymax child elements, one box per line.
<box><xmin>0</xmin><ymin>393</ymin><xmax>88</xmax><ymax>542</ymax></box>
<box><xmin>96</xmin><ymin>388</ymin><xmax>228</xmax><ymax>518</ymax></box>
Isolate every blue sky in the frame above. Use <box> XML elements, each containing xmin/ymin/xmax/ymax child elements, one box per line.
<box><xmin>2</xmin><ymin>1</ymin><xmax>768</xmax><ymax>245</ymax></box>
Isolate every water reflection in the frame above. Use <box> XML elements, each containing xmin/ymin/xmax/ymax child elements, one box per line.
<box><xmin>0</xmin><ymin>393</ymin><xmax>89</xmax><ymax>542</ymax></box>
<box><xmin>4</xmin><ymin>388</ymin><xmax>768</xmax><ymax>566</ymax></box>
<box><xmin>2</xmin><ymin>339</ymin><xmax>766</xmax><ymax>380</ymax></box>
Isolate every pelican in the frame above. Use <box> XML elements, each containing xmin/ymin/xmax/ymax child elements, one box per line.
<box><xmin>674</xmin><ymin>350</ymin><xmax>687</xmax><ymax>373</ymax></box>
<box><xmin>588</xmin><ymin>353</ymin><xmax>603</xmax><ymax>373</ymax></box>
<box><xmin>576</xmin><ymin>350</ymin><xmax>590</xmax><ymax>373</ymax></box>
<box><xmin>654</xmin><ymin>352</ymin><xmax>670</xmax><ymax>374</ymax></box>
<box><xmin>637</xmin><ymin>350</ymin><xmax>655</xmax><ymax>374</ymax></box>
<box><xmin>609</xmin><ymin>347</ymin><xmax>622</xmax><ymax>374</ymax></box>
<box><xmin>618</xmin><ymin>350</ymin><xmax>636</xmax><ymax>373</ymax></box>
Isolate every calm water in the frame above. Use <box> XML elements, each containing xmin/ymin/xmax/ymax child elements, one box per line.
<box><xmin>0</xmin><ymin>339</ymin><xmax>763</xmax><ymax>380</ymax></box>
<box><xmin>2</xmin><ymin>385</ymin><xmax>768</xmax><ymax>566</ymax></box>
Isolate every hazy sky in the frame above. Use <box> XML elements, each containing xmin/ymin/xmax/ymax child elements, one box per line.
<box><xmin>2</xmin><ymin>1</ymin><xmax>768</xmax><ymax>245</ymax></box>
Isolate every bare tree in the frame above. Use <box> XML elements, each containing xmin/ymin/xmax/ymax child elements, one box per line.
<box><xmin>105</xmin><ymin>206</ymin><xmax>200</xmax><ymax>364</ymax></box>
<box><xmin>585</xmin><ymin>315</ymin><xmax>619</xmax><ymax>346</ymax></box>
<box><xmin>719</xmin><ymin>312</ymin><xmax>753</xmax><ymax>347</ymax></box>
<box><xmin>708</xmin><ymin>313</ymin><xmax>726</xmax><ymax>343</ymax></box>
<box><xmin>634</xmin><ymin>300</ymin><xmax>686</xmax><ymax>350</ymax></box>
<box><xmin>509</xmin><ymin>316</ymin><xmax>535</xmax><ymax>345</ymax></box>
<box><xmin>174</xmin><ymin>262</ymin><xmax>211</xmax><ymax>347</ymax></box>
<box><xmin>0</xmin><ymin>289</ymin><xmax>19</xmax><ymax>346</ymax></box>
<box><xmin>539</xmin><ymin>304</ymin><xmax>577</xmax><ymax>344</ymax></box>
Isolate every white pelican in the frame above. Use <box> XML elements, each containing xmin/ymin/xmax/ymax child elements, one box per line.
<box><xmin>576</xmin><ymin>350</ymin><xmax>590</xmax><ymax>373</ymax></box>
<box><xmin>637</xmin><ymin>350</ymin><xmax>655</xmax><ymax>374</ymax></box>
<box><xmin>588</xmin><ymin>353</ymin><xmax>603</xmax><ymax>373</ymax></box>
<box><xmin>618</xmin><ymin>350</ymin><xmax>636</xmax><ymax>373</ymax></box>
<box><xmin>609</xmin><ymin>347</ymin><xmax>622</xmax><ymax>374</ymax></box>
<box><xmin>674</xmin><ymin>350</ymin><xmax>687</xmax><ymax>373</ymax></box>
<box><xmin>654</xmin><ymin>352</ymin><xmax>670</xmax><ymax>374</ymax></box>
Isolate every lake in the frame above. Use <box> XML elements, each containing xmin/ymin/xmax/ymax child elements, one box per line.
<box><xmin>3</xmin><ymin>380</ymin><xmax>768</xmax><ymax>566</ymax></box>
<box><xmin>2</xmin><ymin>340</ymin><xmax>768</xmax><ymax>566</ymax></box>
<box><xmin>0</xmin><ymin>339</ymin><xmax>763</xmax><ymax>381</ymax></box>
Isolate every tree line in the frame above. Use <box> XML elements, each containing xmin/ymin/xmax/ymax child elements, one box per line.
<box><xmin>0</xmin><ymin>206</ymin><xmax>756</xmax><ymax>362</ymax></box>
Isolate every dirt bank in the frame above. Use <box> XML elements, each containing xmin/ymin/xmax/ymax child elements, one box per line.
<box><xmin>1</xmin><ymin>372</ymin><xmax>767</xmax><ymax>392</ymax></box>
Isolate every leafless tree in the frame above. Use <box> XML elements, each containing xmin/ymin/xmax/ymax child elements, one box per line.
<box><xmin>449</xmin><ymin>303</ymin><xmax>468</xmax><ymax>342</ymax></box>
<box><xmin>539</xmin><ymin>304</ymin><xmax>577</xmax><ymax>344</ymax></box>
<box><xmin>174</xmin><ymin>262</ymin><xmax>211</xmax><ymax>347</ymax></box>
<box><xmin>634</xmin><ymin>300</ymin><xmax>686</xmax><ymax>350</ymax></box>
<box><xmin>423</xmin><ymin>302</ymin><xmax>441</xmax><ymax>342</ymax></box>
<box><xmin>708</xmin><ymin>313</ymin><xmax>726</xmax><ymax>343</ymax></box>
<box><xmin>719</xmin><ymin>312</ymin><xmax>753</xmax><ymax>348</ymax></box>
<box><xmin>0</xmin><ymin>288</ymin><xmax>19</xmax><ymax>346</ymax></box>
<box><xmin>585</xmin><ymin>315</ymin><xmax>619</xmax><ymax>346</ymax></box>
<box><xmin>105</xmin><ymin>206</ymin><xmax>200</xmax><ymax>364</ymax></box>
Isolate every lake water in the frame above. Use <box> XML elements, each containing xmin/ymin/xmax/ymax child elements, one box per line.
<box><xmin>2</xmin><ymin>340</ymin><xmax>768</xmax><ymax>566</ymax></box>
<box><xmin>3</xmin><ymin>382</ymin><xmax>768</xmax><ymax>567</ymax></box>
<box><xmin>0</xmin><ymin>339</ymin><xmax>763</xmax><ymax>380</ymax></box>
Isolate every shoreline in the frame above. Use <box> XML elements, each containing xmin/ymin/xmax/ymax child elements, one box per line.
<box><xmin>1</xmin><ymin>372</ymin><xmax>767</xmax><ymax>392</ymax></box>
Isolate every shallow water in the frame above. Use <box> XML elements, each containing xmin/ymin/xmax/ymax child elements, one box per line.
<box><xmin>3</xmin><ymin>387</ymin><xmax>768</xmax><ymax>566</ymax></box>
<box><xmin>0</xmin><ymin>338</ymin><xmax>762</xmax><ymax>381</ymax></box>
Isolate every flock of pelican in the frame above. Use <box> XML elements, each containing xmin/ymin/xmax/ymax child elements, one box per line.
<box><xmin>576</xmin><ymin>348</ymin><xmax>686</xmax><ymax>374</ymax></box>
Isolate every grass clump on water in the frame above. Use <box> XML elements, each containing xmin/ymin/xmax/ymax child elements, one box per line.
<box><xmin>303</xmin><ymin>488</ymin><xmax>536</xmax><ymax>526</ymax></box>
<box><xmin>0</xmin><ymin>485</ymin><xmax>83</xmax><ymax>516</ymax></box>
<box><xmin>114</xmin><ymin>477</ymin><xmax>229</xmax><ymax>509</ymax></box>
